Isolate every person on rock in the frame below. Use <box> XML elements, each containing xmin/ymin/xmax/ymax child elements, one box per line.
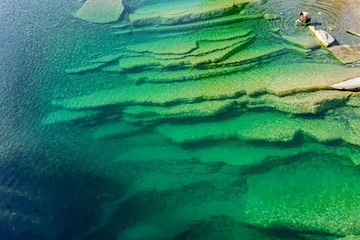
<box><xmin>296</xmin><ymin>11</ymin><xmax>311</xmax><ymax>25</ymax></box>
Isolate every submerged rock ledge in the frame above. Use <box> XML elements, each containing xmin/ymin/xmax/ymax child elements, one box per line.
<box><xmin>62</xmin><ymin>0</ymin><xmax>360</xmax><ymax>152</ymax></box>
<box><xmin>246</xmin><ymin>158</ymin><xmax>360</xmax><ymax>236</ymax></box>
<box><xmin>74</xmin><ymin>0</ymin><xmax>124</xmax><ymax>23</ymax></box>
<box><xmin>59</xmin><ymin>2</ymin><xmax>360</xmax><ymax>238</ymax></box>
<box><xmin>57</xmin><ymin>63</ymin><xmax>360</xmax><ymax>109</ymax></box>
<box><xmin>129</xmin><ymin>0</ymin><xmax>257</xmax><ymax>27</ymax></box>
<box><xmin>155</xmin><ymin>109</ymin><xmax>360</xmax><ymax>147</ymax></box>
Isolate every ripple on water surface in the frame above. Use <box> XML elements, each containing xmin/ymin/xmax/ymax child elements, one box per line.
<box><xmin>258</xmin><ymin>0</ymin><xmax>358</xmax><ymax>43</ymax></box>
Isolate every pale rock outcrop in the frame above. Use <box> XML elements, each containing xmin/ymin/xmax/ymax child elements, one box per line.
<box><xmin>332</xmin><ymin>77</ymin><xmax>360</xmax><ymax>91</ymax></box>
<box><xmin>328</xmin><ymin>45</ymin><xmax>360</xmax><ymax>64</ymax></box>
<box><xmin>308</xmin><ymin>26</ymin><xmax>335</xmax><ymax>47</ymax></box>
<box><xmin>74</xmin><ymin>0</ymin><xmax>124</xmax><ymax>23</ymax></box>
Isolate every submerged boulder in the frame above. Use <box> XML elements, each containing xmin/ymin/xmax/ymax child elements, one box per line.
<box><xmin>314</xmin><ymin>29</ymin><xmax>335</xmax><ymax>47</ymax></box>
<box><xmin>308</xmin><ymin>26</ymin><xmax>335</xmax><ymax>47</ymax></box>
<box><xmin>74</xmin><ymin>0</ymin><xmax>124</xmax><ymax>23</ymax></box>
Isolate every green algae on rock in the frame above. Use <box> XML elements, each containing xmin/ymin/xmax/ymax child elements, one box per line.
<box><xmin>115</xmin><ymin>132</ymin><xmax>360</xmax><ymax>168</ymax></box>
<box><xmin>245</xmin><ymin>156</ymin><xmax>360</xmax><ymax>236</ymax></box>
<box><xmin>155</xmin><ymin>109</ymin><xmax>360</xmax><ymax>147</ymax></box>
<box><xmin>129</xmin><ymin>0</ymin><xmax>258</xmax><ymax>27</ymax></box>
<box><xmin>122</xmin><ymin>100</ymin><xmax>237</xmax><ymax>123</ymax></box>
<box><xmin>348</xmin><ymin>93</ymin><xmax>360</xmax><ymax>106</ymax></box>
<box><xmin>251</xmin><ymin>90</ymin><xmax>352</xmax><ymax>114</ymax></box>
<box><xmin>47</xmin><ymin>88</ymin><xmax>351</xmax><ymax>128</ymax></box>
<box><xmin>339</xmin><ymin>236</ymin><xmax>360</xmax><ymax>240</ymax></box>
<box><xmin>56</xmin><ymin>63</ymin><xmax>360</xmax><ymax>110</ymax></box>
<box><xmin>18</xmin><ymin>0</ymin><xmax>360</xmax><ymax>238</ymax></box>
<box><xmin>125</xmin><ymin>27</ymin><xmax>254</xmax><ymax>55</ymax></box>
<box><xmin>121</xmin><ymin>29</ymin><xmax>255</xmax><ymax>69</ymax></box>
<box><xmin>155</xmin><ymin>111</ymin><xmax>296</xmax><ymax>144</ymax></box>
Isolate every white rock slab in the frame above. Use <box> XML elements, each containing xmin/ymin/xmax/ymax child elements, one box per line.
<box><xmin>332</xmin><ymin>77</ymin><xmax>360</xmax><ymax>91</ymax></box>
<box><xmin>308</xmin><ymin>26</ymin><xmax>335</xmax><ymax>47</ymax></box>
<box><xmin>74</xmin><ymin>0</ymin><xmax>124</xmax><ymax>23</ymax></box>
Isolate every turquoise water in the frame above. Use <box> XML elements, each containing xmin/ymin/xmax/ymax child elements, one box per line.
<box><xmin>2</xmin><ymin>0</ymin><xmax>360</xmax><ymax>239</ymax></box>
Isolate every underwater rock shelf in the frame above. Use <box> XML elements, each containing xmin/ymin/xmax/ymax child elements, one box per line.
<box><xmin>308</xmin><ymin>26</ymin><xmax>360</xmax><ymax>65</ymax></box>
<box><xmin>328</xmin><ymin>45</ymin><xmax>360</xmax><ymax>65</ymax></box>
<box><xmin>59</xmin><ymin>1</ymin><xmax>360</xmax><ymax>151</ymax></box>
<box><xmin>51</xmin><ymin>2</ymin><xmax>360</xmax><ymax>238</ymax></box>
<box><xmin>129</xmin><ymin>0</ymin><xmax>258</xmax><ymax>27</ymax></box>
<box><xmin>155</xmin><ymin>109</ymin><xmax>360</xmax><ymax>146</ymax></box>
<box><xmin>74</xmin><ymin>0</ymin><xmax>124</xmax><ymax>23</ymax></box>
<box><xmin>246</xmin><ymin>158</ymin><xmax>360</xmax><ymax>236</ymax></box>
<box><xmin>57</xmin><ymin>63</ymin><xmax>360</xmax><ymax>109</ymax></box>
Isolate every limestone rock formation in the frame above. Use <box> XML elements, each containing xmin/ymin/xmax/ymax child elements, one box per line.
<box><xmin>308</xmin><ymin>26</ymin><xmax>335</xmax><ymax>47</ymax></box>
<box><xmin>129</xmin><ymin>0</ymin><xmax>257</xmax><ymax>27</ymax></box>
<box><xmin>332</xmin><ymin>77</ymin><xmax>360</xmax><ymax>91</ymax></box>
<box><xmin>54</xmin><ymin>1</ymin><xmax>360</xmax><ymax>238</ymax></box>
<box><xmin>328</xmin><ymin>45</ymin><xmax>360</xmax><ymax>64</ymax></box>
<box><xmin>246</xmin><ymin>158</ymin><xmax>360</xmax><ymax>236</ymax></box>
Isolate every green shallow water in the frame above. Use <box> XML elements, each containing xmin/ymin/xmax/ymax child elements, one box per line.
<box><xmin>2</xmin><ymin>0</ymin><xmax>360</xmax><ymax>239</ymax></box>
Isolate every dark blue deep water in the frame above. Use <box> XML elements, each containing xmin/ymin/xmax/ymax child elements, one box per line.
<box><xmin>0</xmin><ymin>1</ymin><xmax>120</xmax><ymax>239</ymax></box>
